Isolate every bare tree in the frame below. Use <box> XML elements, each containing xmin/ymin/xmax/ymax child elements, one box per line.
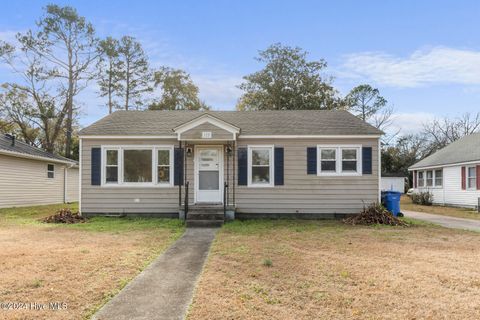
<box><xmin>17</xmin><ymin>5</ymin><xmax>100</xmax><ymax>158</ymax></box>
<box><xmin>423</xmin><ymin>112</ymin><xmax>480</xmax><ymax>151</ymax></box>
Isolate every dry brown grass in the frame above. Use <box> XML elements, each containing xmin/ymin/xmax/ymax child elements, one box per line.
<box><xmin>401</xmin><ymin>195</ymin><xmax>480</xmax><ymax>220</ymax></box>
<box><xmin>0</xmin><ymin>204</ymin><xmax>183</xmax><ymax>320</ymax></box>
<box><xmin>188</xmin><ymin>220</ymin><xmax>480</xmax><ymax>320</ymax></box>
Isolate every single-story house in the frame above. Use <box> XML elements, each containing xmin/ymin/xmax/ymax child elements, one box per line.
<box><xmin>78</xmin><ymin>110</ymin><xmax>382</xmax><ymax>224</ymax></box>
<box><xmin>409</xmin><ymin>132</ymin><xmax>480</xmax><ymax>209</ymax></box>
<box><xmin>0</xmin><ymin>134</ymin><xmax>79</xmax><ymax>208</ymax></box>
<box><xmin>381</xmin><ymin>173</ymin><xmax>406</xmax><ymax>193</ymax></box>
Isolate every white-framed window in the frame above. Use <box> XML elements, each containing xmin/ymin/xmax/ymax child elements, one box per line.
<box><xmin>105</xmin><ymin>149</ymin><xmax>119</xmax><ymax>184</ymax></box>
<box><xmin>248</xmin><ymin>145</ymin><xmax>274</xmax><ymax>187</ymax></box>
<box><xmin>426</xmin><ymin>170</ymin><xmax>433</xmax><ymax>187</ymax></box>
<box><xmin>317</xmin><ymin>145</ymin><xmax>362</xmax><ymax>176</ymax></box>
<box><xmin>47</xmin><ymin>164</ymin><xmax>55</xmax><ymax>179</ymax></box>
<box><xmin>157</xmin><ymin>149</ymin><xmax>171</xmax><ymax>184</ymax></box>
<box><xmin>467</xmin><ymin>166</ymin><xmax>477</xmax><ymax>189</ymax></box>
<box><xmin>102</xmin><ymin>145</ymin><xmax>174</xmax><ymax>187</ymax></box>
<box><xmin>434</xmin><ymin>169</ymin><xmax>443</xmax><ymax>187</ymax></box>
<box><xmin>417</xmin><ymin>171</ymin><xmax>424</xmax><ymax>187</ymax></box>
<box><xmin>417</xmin><ymin>169</ymin><xmax>443</xmax><ymax>188</ymax></box>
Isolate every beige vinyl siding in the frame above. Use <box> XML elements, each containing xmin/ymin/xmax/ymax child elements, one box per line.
<box><xmin>180</xmin><ymin>122</ymin><xmax>234</xmax><ymax>140</ymax></box>
<box><xmin>65</xmin><ymin>167</ymin><xmax>79</xmax><ymax>203</ymax></box>
<box><xmin>0</xmin><ymin>154</ymin><xmax>67</xmax><ymax>208</ymax></box>
<box><xmin>80</xmin><ymin>139</ymin><xmax>179</xmax><ymax>214</ymax></box>
<box><xmin>234</xmin><ymin>138</ymin><xmax>379</xmax><ymax>215</ymax></box>
<box><xmin>80</xmin><ymin>137</ymin><xmax>379</xmax><ymax>216</ymax></box>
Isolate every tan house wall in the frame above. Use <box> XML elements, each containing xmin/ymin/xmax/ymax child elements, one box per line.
<box><xmin>80</xmin><ymin>139</ymin><xmax>179</xmax><ymax>215</ymax></box>
<box><xmin>0</xmin><ymin>154</ymin><xmax>78</xmax><ymax>208</ymax></box>
<box><xmin>80</xmin><ymin>137</ymin><xmax>379</xmax><ymax>216</ymax></box>
<box><xmin>180</xmin><ymin>122</ymin><xmax>234</xmax><ymax>140</ymax></box>
<box><xmin>65</xmin><ymin>167</ymin><xmax>79</xmax><ymax>203</ymax></box>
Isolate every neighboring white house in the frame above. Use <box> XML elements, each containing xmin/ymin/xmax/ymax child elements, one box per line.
<box><xmin>381</xmin><ymin>174</ymin><xmax>406</xmax><ymax>193</ymax></box>
<box><xmin>409</xmin><ymin>132</ymin><xmax>480</xmax><ymax>209</ymax></box>
<box><xmin>0</xmin><ymin>134</ymin><xmax>79</xmax><ymax>208</ymax></box>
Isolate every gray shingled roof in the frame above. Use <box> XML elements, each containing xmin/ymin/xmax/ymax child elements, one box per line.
<box><xmin>0</xmin><ymin>134</ymin><xmax>77</xmax><ymax>164</ymax></box>
<box><xmin>410</xmin><ymin>132</ymin><xmax>480</xmax><ymax>169</ymax></box>
<box><xmin>79</xmin><ymin>110</ymin><xmax>383</xmax><ymax>136</ymax></box>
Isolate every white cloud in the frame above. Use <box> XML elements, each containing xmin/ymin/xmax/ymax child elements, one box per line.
<box><xmin>192</xmin><ymin>74</ymin><xmax>243</xmax><ymax>109</ymax></box>
<box><xmin>341</xmin><ymin>46</ymin><xmax>480</xmax><ymax>87</ymax></box>
<box><xmin>389</xmin><ymin>112</ymin><xmax>436</xmax><ymax>135</ymax></box>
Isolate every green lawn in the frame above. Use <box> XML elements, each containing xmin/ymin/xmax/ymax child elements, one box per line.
<box><xmin>0</xmin><ymin>202</ymin><xmax>184</xmax><ymax>233</ymax></box>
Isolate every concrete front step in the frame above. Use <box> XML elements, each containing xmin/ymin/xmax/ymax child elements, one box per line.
<box><xmin>187</xmin><ymin>212</ymin><xmax>224</xmax><ymax>220</ymax></box>
<box><xmin>186</xmin><ymin>220</ymin><xmax>224</xmax><ymax>228</ymax></box>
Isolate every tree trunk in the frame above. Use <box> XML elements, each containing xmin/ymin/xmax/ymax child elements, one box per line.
<box><xmin>65</xmin><ymin>46</ymin><xmax>74</xmax><ymax>158</ymax></box>
<box><xmin>108</xmin><ymin>59</ymin><xmax>113</xmax><ymax>114</ymax></box>
<box><xmin>125</xmin><ymin>58</ymin><xmax>130</xmax><ymax>110</ymax></box>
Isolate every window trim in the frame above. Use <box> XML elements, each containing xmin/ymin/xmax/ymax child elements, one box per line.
<box><xmin>101</xmin><ymin>145</ymin><xmax>174</xmax><ymax>188</ymax></box>
<box><xmin>316</xmin><ymin>145</ymin><xmax>362</xmax><ymax>176</ymax></box>
<box><xmin>247</xmin><ymin>145</ymin><xmax>274</xmax><ymax>187</ymax></box>
<box><xmin>467</xmin><ymin>166</ymin><xmax>477</xmax><ymax>190</ymax></box>
<box><xmin>417</xmin><ymin>169</ymin><xmax>443</xmax><ymax>189</ymax></box>
<box><xmin>47</xmin><ymin>163</ymin><xmax>55</xmax><ymax>179</ymax></box>
<box><xmin>434</xmin><ymin>169</ymin><xmax>443</xmax><ymax>187</ymax></box>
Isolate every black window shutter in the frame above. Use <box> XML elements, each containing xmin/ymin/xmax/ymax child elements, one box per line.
<box><xmin>307</xmin><ymin>147</ymin><xmax>317</xmax><ymax>174</ymax></box>
<box><xmin>237</xmin><ymin>147</ymin><xmax>247</xmax><ymax>186</ymax></box>
<box><xmin>362</xmin><ymin>147</ymin><xmax>372</xmax><ymax>174</ymax></box>
<box><xmin>274</xmin><ymin>147</ymin><xmax>284</xmax><ymax>185</ymax></box>
<box><xmin>174</xmin><ymin>148</ymin><xmax>184</xmax><ymax>186</ymax></box>
<box><xmin>91</xmin><ymin>147</ymin><xmax>101</xmax><ymax>185</ymax></box>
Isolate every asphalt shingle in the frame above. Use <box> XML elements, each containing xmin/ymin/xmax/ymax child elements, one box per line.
<box><xmin>410</xmin><ymin>132</ymin><xmax>480</xmax><ymax>169</ymax></box>
<box><xmin>0</xmin><ymin>134</ymin><xmax>77</xmax><ymax>164</ymax></box>
<box><xmin>79</xmin><ymin>110</ymin><xmax>383</xmax><ymax>136</ymax></box>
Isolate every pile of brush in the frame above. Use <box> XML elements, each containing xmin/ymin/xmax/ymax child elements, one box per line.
<box><xmin>343</xmin><ymin>203</ymin><xmax>409</xmax><ymax>226</ymax></box>
<box><xmin>41</xmin><ymin>208</ymin><xmax>87</xmax><ymax>224</ymax></box>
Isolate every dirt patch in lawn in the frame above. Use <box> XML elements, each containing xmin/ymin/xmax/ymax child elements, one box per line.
<box><xmin>0</xmin><ymin>213</ymin><xmax>183</xmax><ymax>320</ymax></box>
<box><xmin>188</xmin><ymin>220</ymin><xmax>480</xmax><ymax>320</ymax></box>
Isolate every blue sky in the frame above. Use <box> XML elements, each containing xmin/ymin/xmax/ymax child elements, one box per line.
<box><xmin>1</xmin><ymin>0</ymin><xmax>480</xmax><ymax>134</ymax></box>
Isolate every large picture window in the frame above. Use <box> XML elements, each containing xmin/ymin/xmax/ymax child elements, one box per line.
<box><xmin>317</xmin><ymin>145</ymin><xmax>361</xmax><ymax>176</ymax></box>
<box><xmin>248</xmin><ymin>145</ymin><xmax>274</xmax><ymax>187</ymax></box>
<box><xmin>102</xmin><ymin>146</ymin><xmax>173</xmax><ymax>187</ymax></box>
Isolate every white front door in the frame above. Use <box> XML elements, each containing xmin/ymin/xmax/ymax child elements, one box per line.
<box><xmin>195</xmin><ymin>146</ymin><xmax>223</xmax><ymax>203</ymax></box>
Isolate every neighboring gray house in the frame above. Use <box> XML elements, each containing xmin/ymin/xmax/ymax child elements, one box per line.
<box><xmin>409</xmin><ymin>132</ymin><xmax>480</xmax><ymax>209</ymax></box>
<box><xmin>0</xmin><ymin>134</ymin><xmax>79</xmax><ymax>208</ymax></box>
<box><xmin>78</xmin><ymin>110</ymin><xmax>382</xmax><ymax>225</ymax></box>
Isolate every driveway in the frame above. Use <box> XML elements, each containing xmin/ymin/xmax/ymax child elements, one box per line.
<box><xmin>403</xmin><ymin>210</ymin><xmax>480</xmax><ymax>232</ymax></box>
<box><xmin>93</xmin><ymin>228</ymin><xmax>218</xmax><ymax>320</ymax></box>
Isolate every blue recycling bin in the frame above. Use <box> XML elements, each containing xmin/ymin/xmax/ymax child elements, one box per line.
<box><xmin>381</xmin><ymin>191</ymin><xmax>401</xmax><ymax>216</ymax></box>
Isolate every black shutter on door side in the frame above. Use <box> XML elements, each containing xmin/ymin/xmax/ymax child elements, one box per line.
<box><xmin>362</xmin><ymin>147</ymin><xmax>372</xmax><ymax>174</ymax></box>
<box><xmin>91</xmin><ymin>147</ymin><xmax>101</xmax><ymax>185</ymax></box>
<box><xmin>174</xmin><ymin>148</ymin><xmax>184</xmax><ymax>186</ymax></box>
<box><xmin>274</xmin><ymin>147</ymin><xmax>284</xmax><ymax>185</ymax></box>
<box><xmin>237</xmin><ymin>147</ymin><xmax>247</xmax><ymax>185</ymax></box>
<box><xmin>307</xmin><ymin>147</ymin><xmax>317</xmax><ymax>174</ymax></box>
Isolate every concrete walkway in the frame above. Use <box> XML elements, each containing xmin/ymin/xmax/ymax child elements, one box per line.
<box><xmin>403</xmin><ymin>210</ymin><xmax>480</xmax><ymax>232</ymax></box>
<box><xmin>93</xmin><ymin>228</ymin><xmax>218</xmax><ymax>320</ymax></box>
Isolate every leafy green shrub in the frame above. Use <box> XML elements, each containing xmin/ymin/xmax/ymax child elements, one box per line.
<box><xmin>412</xmin><ymin>191</ymin><xmax>433</xmax><ymax>206</ymax></box>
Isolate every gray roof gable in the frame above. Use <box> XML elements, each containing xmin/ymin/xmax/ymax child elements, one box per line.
<box><xmin>410</xmin><ymin>132</ymin><xmax>480</xmax><ymax>169</ymax></box>
<box><xmin>0</xmin><ymin>134</ymin><xmax>77</xmax><ymax>164</ymax></box>
<box><xmin>79</xmin><ymin>110</ymin><xmax>383</xmax><ymax>136</ymax></box>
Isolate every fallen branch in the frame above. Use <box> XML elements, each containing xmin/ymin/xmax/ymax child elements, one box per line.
<box><xmin>343</xmin><ymin>203</ymin><xmax>409</xmax><ymax>226</ymax></box>
<box><xmin>41</xmin><ymin>208</ymin><xmax>87</xmax><ymax>224</ymax></box>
